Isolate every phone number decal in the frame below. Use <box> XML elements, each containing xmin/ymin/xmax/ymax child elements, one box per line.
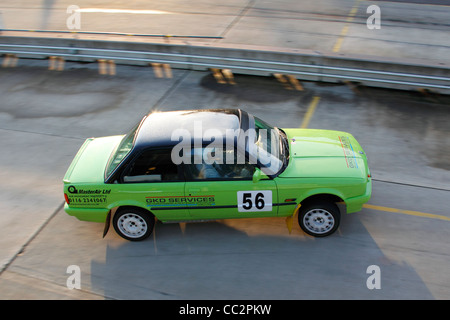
<box><xmin>68</xmin><ymin>195</ymin><xmax>107</xmax><ymax>205</ymax></box>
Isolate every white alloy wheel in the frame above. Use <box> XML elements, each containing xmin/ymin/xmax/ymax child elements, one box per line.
<box><xmin>298</xmin><ymin>202</ymin><xmax>340</xmax><ymax>237</ymax></box>
<box><xmin>118</xmin><ymin>213</ymin><xmax>148</xmax><ymax>238</ymax></box>
<box><xmin>113</xmin><ymin>208</ymin><xmax>155</xmax><ymax>241</ymax></box>
<box><xmin>303</xmin><ymin>208</ymin><xmax>335</xmax><ymax>235</ymax></box>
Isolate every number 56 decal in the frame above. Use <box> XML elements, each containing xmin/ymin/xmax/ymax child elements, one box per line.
<box><xmin>237</xmin><ymin>190</ymin><xmax>272</xmax><ymax>212</ymax></box>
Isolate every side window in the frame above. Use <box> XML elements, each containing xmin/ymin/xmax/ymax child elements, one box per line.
<box><xmin>122</xmin><ymin>149</ymin><xmax>180</xmax><ymax>183</ymax></box>
<box><xmin>185</xmin><ymin>147</ymin><xmax>255</xmax><ymax>181</ymax></box>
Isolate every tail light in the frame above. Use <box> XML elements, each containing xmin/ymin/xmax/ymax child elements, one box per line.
<box><xmin>64</xmin><ymin>193</ymin><xmax>70</xmax><ymax>204</ymax></box>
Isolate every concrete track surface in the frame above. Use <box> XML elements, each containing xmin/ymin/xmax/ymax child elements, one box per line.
<box><xmin>0</xmin><ymin>59</ymin><xmax>449</xmax><ymax>300</ymax></box>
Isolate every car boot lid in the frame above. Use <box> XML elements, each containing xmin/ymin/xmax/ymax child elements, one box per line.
<box><xmin>63</xmin><ymin>135</ymin><xmax>124</xmax><ymax>184</ymax></box>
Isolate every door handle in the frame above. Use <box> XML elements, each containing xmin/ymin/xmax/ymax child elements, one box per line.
<box><xmin>188</xmin><ymin>189</ymin><xmax>200</xmax><ymax>193</ymax></box>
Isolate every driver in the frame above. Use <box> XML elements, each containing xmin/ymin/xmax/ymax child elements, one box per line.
<box><xmin>197</xmin><ymin>149</ymin><xmax>222</xmax><ymax>179</ymax></box>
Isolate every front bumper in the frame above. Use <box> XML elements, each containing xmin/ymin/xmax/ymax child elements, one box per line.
<box><xmin>344</xmin><ymin>179</ymin><xmax>372</xmax><ymax>214</ymax></box>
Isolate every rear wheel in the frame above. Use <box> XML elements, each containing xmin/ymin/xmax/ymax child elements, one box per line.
<box><xmin>298</xmin><ymin>202</ymin><xmax>340</xmax><ymax>237</ymax></box>
<box><xmin>113</xmin><ymin>207</ymin><xmax>155</xmax><ymax>241</ymax></box>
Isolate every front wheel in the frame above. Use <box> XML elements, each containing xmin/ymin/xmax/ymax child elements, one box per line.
<box><xmin>298</xmin><ymin>202</ymin><xmax>340</xmax><ymax>237</ymax></box>
<box><xmin>113</xmin><ymin>207</ymin><xmax>155</xmax><ymax>241</ymax></box>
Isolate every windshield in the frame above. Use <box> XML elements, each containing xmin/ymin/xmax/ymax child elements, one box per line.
<box><xmin>253</xmin><ymin>116</ymin><xmax>286</xmax><ymax>175</ymax></box>
<box><xmin>105</xmin><ymin>124</ymin><xmax>139</xmax><ymax>178</ymax></box>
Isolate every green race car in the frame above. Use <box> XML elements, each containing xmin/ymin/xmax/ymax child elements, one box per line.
<box><xmin>63</xmin><ymin>109</ymin><xmax>371</xmax><ymax>241</ymax></box>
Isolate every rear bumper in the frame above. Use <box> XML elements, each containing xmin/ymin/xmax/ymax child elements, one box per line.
<box><xmin>64</xmin><ymin>204</ymin><xmax>109</xmax><ymax>223</ymax></box>
<box><xmin>345</xmin><ymin>179</ymin><xmax>372</xmax><ymax>213</ymax></box>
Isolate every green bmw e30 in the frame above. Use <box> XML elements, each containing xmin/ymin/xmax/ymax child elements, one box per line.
<box><xmin>63</xmin><ymin>109</ymin><xmax>371</xmax><ymax>241</ymax></box>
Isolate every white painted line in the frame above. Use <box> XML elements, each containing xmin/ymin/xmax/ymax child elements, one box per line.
<box><xmin>75</xmin><ymin>8</ymin><xmax>174</xmax><ymax>15</ymax></box>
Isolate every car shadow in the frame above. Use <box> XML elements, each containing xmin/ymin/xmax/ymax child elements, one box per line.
<box><xmin>90</xmin><ymin>213</ymin><xmax>435</xmax><ymax>300</ymax></box>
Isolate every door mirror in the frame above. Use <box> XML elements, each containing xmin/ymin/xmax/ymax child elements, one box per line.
<box><xmin>253</xmin><ymin>167</ymin><xmax>267</xmax><ymax>183</ymax></box>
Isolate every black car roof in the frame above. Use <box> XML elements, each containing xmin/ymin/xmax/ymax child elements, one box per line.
<box><xmin>134</xmin><ymin>108</ymin><xmax>247</xmax><ymax>149</ymax></box>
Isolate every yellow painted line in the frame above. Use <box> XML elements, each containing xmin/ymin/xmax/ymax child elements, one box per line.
<box><xmin>300</xmin><ymin>96</ymin><xmax>320</xmax><ymax>128</ymax></box>
<box><xmin>340</xmin><ymin>25</ymin><xmax>350</xmax><ymax>36</ymax></box>
<box><xmin>332</xmin><ymin>37</ymin><xmax>345</xmax><ymax>53</ymax></box>
<box><xmin>363</xmin><ymin>204</ymin><xmax>450</xmax><ymax>222</ymax></box>
<box><xmin>349</xmin><ymin>7</ymin><xmax>358</xmax><ymax>16</ymax></box>
<box><xmin>332</xmin><ymin>0</ymin><xmax>362</xmax><ymax>53</ymax></box>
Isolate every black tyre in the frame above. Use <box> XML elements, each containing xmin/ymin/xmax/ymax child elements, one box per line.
<box><xmin>113</xmin><ymin>207</ymin><xmax>155</xmax><ymax>241</ymax></box>
<box><xmin>298</xmin><ymin>202</ymin><xmax>340</xmax><ymax>237</ymax></box>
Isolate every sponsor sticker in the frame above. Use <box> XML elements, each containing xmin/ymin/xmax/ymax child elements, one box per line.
<box><xmin>146</xmin><ymin>195</ymin><xmax>215</xmax><ymax>208</ymax></box>
<box><xmin>339</xmin><ymin>136</ymin><xmax>359</xmax><ymax>169</ymax></box>
<box><xmin>67</xmin><ymin>186</ymin><xmax>110</xmax><ymax>206</ymax></box>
